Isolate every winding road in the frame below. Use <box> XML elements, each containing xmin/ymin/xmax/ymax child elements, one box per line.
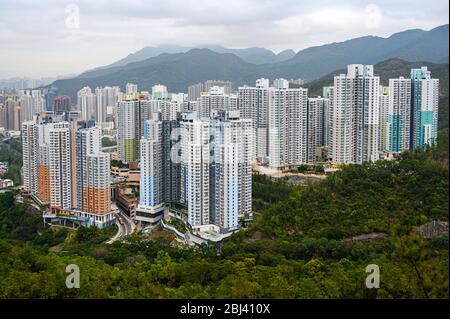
<box><xmin>106</xmin><ymin>203</ymin><xmax>136</xmax><ymax>244</ymax></box>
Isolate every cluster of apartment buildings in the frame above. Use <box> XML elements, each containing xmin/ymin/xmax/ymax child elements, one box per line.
<box><xmin>17</xmin><ymin>63</ymin><xmax>439</xmax><ymax>236</ymax></box>
<box><xmin>188</xmin><ymin>80</ymin><xmax>233</xmax><ymax>101</ymax></box>
<box><xmin>235</xmin><ymin>65</ymin><xmax>439</xmax><ymax>167</ymax></box>
<box><xmin>113</xmin><ymin>83</ymin><xmax>252</xmax><ymax>234</ymax></box>
<box><xmin>384</xmin><ymin>67</ymin><xmax>440</xmax><ymax>153</ymax></box>
<box><xmin>0</xmin><ymin>89</ymin><xmax>71</xmax><ymax>132</ymax></box>
<box><xmin>0</xmin><ymin>92</ymin><xmax>26</xmax><ymax>132</ymax></box>
<box><xmin>188</xmin><ymin>64</ymin><xmax>439</xmax><ymax>167</ymax></box>
<box><xmin>77</xmin><ymin>86</ymin><xmax>122</xmax><ymax>126</ymax></box>
<box><xmin>21</xmin><ymin>113</ymin><xmax>113</xmax><ymax>228</ymax></box>
<box><xmin>135</xmin><ymin>110</ymin><xmax>253</xmax><ymax>234</ymax></box>
<box><xmin>329</xmin><ymin>65</ymin><xmax>439</xmax><ymax>164</ymax></box>
<box><xmin>112</xmin><ymin>63</ymin><xmax>439</xmax><ymax>235</ymax></box>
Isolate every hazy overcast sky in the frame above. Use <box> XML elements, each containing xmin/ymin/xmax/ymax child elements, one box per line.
<box><xmin>0</xmin><ymin>0</ymin><xmax>448</xmax><ymax>78</ymax></box>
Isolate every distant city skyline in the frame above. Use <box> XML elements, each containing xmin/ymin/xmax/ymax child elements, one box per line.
<box><xmin>0</xmin><ymin>0</ymin><xmax>448</xmax><ymax>78</ymax></box>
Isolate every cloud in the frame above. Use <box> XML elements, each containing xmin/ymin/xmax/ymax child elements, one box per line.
<box><xmin>0</xmin><ymin>0</ymin><xmax>448</xmax><ymax>77</ymax></box>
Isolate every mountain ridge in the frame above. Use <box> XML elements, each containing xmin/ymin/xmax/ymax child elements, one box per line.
<box><xmin>87</xmin><ymin>44</ymin><xmax>297</xmax><ymax>73</ymax></box>
<box><xmin>48</xmin><ymin>24</ymin><xmax>449</xmax><ymax>103</ymax></box>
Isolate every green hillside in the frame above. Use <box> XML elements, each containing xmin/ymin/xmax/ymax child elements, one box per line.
<box><xmin>0</xmin><ymin>132</ymin><xmax>447</xmax><ymax>299</ymax></box>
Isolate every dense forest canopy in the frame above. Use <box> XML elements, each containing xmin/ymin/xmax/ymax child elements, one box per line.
<box><xmin>0</xmin><ymin>137</ymin><xmax>22</xmax><ymax>184</ymax></box>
